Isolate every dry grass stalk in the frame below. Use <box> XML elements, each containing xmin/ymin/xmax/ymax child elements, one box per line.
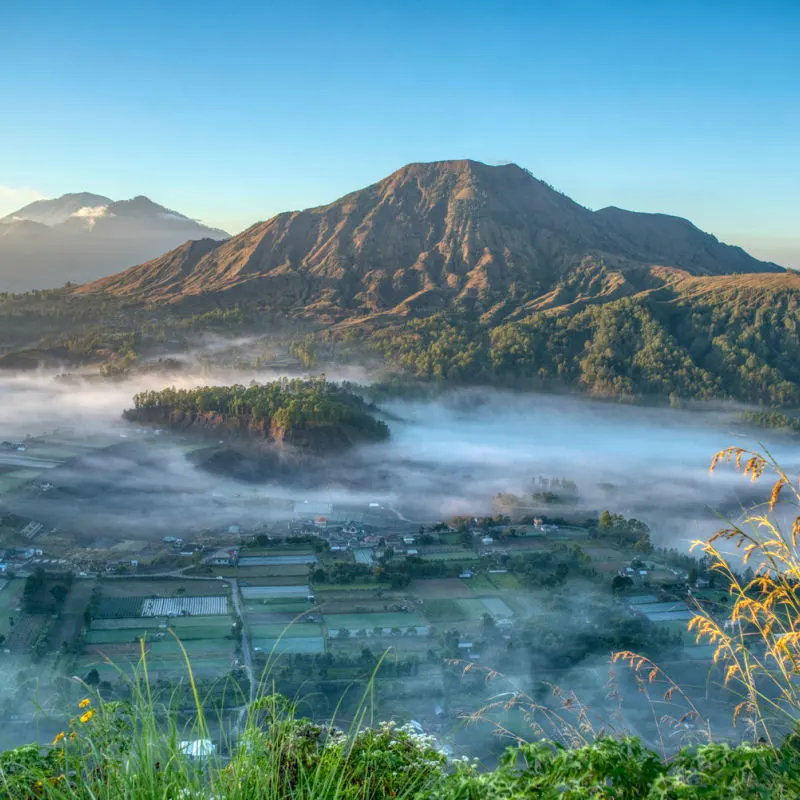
<box><xmin>683</xmin><ymin>446</ymin><xmax>800</xmax><ymax>744</ymax></box>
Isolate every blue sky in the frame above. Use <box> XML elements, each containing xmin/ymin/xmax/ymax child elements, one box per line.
<box><xmin>2</xmin><ymin>0</ymin><xmax>799</xmax><ymax>265</ymax></box>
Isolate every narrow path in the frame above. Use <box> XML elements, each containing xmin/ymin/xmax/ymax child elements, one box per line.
<box><xmin>226</xmin><ymin>577</ymin><xmax>255</xmax><ymax>704</ymax></box>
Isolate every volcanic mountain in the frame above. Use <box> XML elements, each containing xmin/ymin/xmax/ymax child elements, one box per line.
<box><xmin>78</xmin><ymin>160</ymin><xmax>785</xmax><ymax>321</ymax></box>
<box><xmin>0</xmin><ymin>193</ymin><xmax>229</xmax><ymax>292</ymax></box>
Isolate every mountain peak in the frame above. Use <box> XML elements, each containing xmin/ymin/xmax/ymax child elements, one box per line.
<box><xmin>1</xmin><ymin>192</ymin><xmax>112</xmax><ymax>226</ymax></box>
<box><xmin>76</xmin><ymin>159</ymin><xmax>782</xmax><ymax>313</ymax></box>
<box><xmin>0</xmin><ymin>191</ymin><xmax>229</xmax><ymax>292</ymax></box>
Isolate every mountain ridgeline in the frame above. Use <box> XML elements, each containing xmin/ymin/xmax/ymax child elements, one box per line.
<box><xmin>0</xmin><ymin>192</ymin><xmax>229</xmax><ymax>292</ymax></box>
<box><xmin>80</xmin><ymin>160</ymin><xmax>782</xmax><ymax>315</ymax></box>
<box><xmin>5</xmin><ymin>160</ymin><xmax>800</xmax><ymax>406</ymax></box>
<box><xmin>123</xmin><ymin>378</ymin><xmax>390</xmax><ymax>452</ymax></box>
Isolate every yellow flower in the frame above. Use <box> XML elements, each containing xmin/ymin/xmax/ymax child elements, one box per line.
<box><xmin>79</xmin><ymin>710</ymin><xmax>95</xmax><ymax>724</ymax></box>
<box><xmin>69</xmin><ymin>732</ymin><xmax>76</xmax><ymax>741</ymax></box>
<box><xmin>53</xmin><ymin>731</ymin><xmax>66</xmax><ymax>745</ymax></box>
<box><xmin>78</xmin><ymin>698</ymin><xmax>91</xmax><ymax>709</ymax></box>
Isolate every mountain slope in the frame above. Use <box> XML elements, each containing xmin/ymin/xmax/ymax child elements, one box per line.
<box><xmin>79</xmin><ymin>160</ymin><xmax>782</xmax><ymax>320</ymax></box>
<box><xmin>0</xmin><ymin>192</ymin><xmax>229</xmax><ymax>292</ymax></box>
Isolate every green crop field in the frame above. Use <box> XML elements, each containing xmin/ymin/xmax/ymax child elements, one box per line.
<box><xmin>242</xmin><ymin>546</ymin><xmax>314</xmax><ymax>557</ymax></box>
<box><xmin>244</xmin><ymin>564</ymin><xmax>310</xmax><ymax>577</ymax></box>
<box><xmin>252</xmin><ymin>637</ymin><xmax>325</xmax><ymax>654</ymax></box>
<box><xmin>168</xmin><ymin>616</ymin><xmax>233</xmax><ymax>634</ymax></box>
<box><xmin>325</xmin><ymin>612</ymin><xmax>424</xmax><ymax>631</ymax></box>
<box><xmin>464</xmin><ymin>575</ymin><xmax>494</xmax><ymax>592</ymax></box>
<box><xmin>487</xmin><ymin>573</ymin><xmax>521</xmax><ymax>590</ymax></box>
<box><xmin>147</xmin><ymin>639</ymin><xmax>234</xmax><ymax>656</ymax></box>
<box><xmin>420</xmin><ymin>551</ymin><xmax>478</xmax><ymax>562</ymax></box>
<box><xmin>314</xmin><ymin>583</ymin><xmax>389</xmax><ymax>592</ymax></box>
<box><xmin>249</xmin><ymin>623</ymin><xmax>324</xmax><ymax>639</ymax></box>
<box><xmin>96</xmin><ymin>597</ymin><xmax>144</xmax><ymax>618</ymax></box>
<box><xmin>103</xmin><ymin>579</ymin><xmax>227</xmax><ymax>598</ymax></box>
<box><xmin>243</xmin><ymin>599</ymin><xmax>311</xmax><ymax>614</ymax></box>
<box><xmin>456</xmin><ymin>599</ymin><xmax>490</xmax><ymax>620</ymax></box>
<box><xmin>0</xmin><ymin>581</ymin><xmax>25</xmax><ymax>640</ymax></box>
<box><xmin>237</xmin><ymin>573</ymin><xmax>308</xmax><ymax>584</ymax></box>
<box><xmin>91</xmin><ymin>617</ymin><xmax>163</xmax><ymax>631</ymax></box>
<box><xmin>87</xmin><ymin>629</ymin><xmax>153</xmax><ymax>644</ymax></box>
<box><xmin>419</xmin><ymin>599</ymin><xmax>469</xmax><ymax>623</ymax></box>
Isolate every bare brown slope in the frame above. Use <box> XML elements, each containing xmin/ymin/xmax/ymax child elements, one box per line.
<box><xmin>76</xmin><ymin>160</ymin><xmax>784</xmax><ymax>318</ymax></box>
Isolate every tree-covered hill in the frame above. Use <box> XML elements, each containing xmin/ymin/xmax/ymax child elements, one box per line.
<box><xmin>124</xmin><ymin>377</ymin><xmax>389</xmax><ymax>450</ymax></box>
<box><xmin>297</xmin><ymin>269</ymin><xmax>800</xmax><ymax>405</ymax></box>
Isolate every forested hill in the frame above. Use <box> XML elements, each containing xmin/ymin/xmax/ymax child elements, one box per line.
<box><xmin>123</xmin><ymin>378</ymin><xmax>389</xmax><ymax>451</ymax></box>
<box><xmin>295</xmin><ymin>270</ymin><xmax>800</xmax><ymax>406</ymax></box>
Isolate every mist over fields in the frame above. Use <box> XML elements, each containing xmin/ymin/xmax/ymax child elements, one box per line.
<box><xmin>0</xmin><ymin>356</ymin><xmax>797</xmax><ymax>756</ymax></box>
<box><xmin>0</xmin><ymin>362</ymin><xmax>794</xmax><ymax>549</ymax></box>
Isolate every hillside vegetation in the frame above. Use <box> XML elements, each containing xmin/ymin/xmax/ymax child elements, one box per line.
<box><xmin>298</xmin><ymin>272</ymin><xmax>800</xmax><ymax>404</ymax></box>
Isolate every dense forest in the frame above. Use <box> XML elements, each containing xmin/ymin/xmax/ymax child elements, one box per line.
<box><xmin>125</xmin><ymin>377</ymin><xmax>389</xmax><ymax>448</ymax></box>
<box><xmin>293</xmin><ymin>286</ymin><xmax>800</xmax><ymax>406</ymax></box>
<box><xmin>1</xmin><ymin>261</ymin><xmax>798</xmax><ymax>409</ymax></box>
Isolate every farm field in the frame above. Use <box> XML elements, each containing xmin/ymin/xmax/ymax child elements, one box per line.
<box><xmin>329</xmin><ymin>636</ymin><xmax>429</xmax><ymax>655</ymax></box>
<box><xmin>485</xmin><ymin>573</ymin><xmax>521</xmax><ymax>590</ymax></box>
<box><xmin>313</xmin><ymin>583</ymin><xmax>389</xmax><ymax>593</ymax></box>
<box><xmin>420</xmin><ymin>551</ymin><xmax>479</xmax><ymax>562</ymax></box>
<box><xmin>238</xmin><ymin>555</ymin><xmax>317</xmax><ymax>566</ymax></box>
<box><xmin>463</xmin><ymin>575</ymin><xmax>494</xmax><ymax>592</ymax></box>
<box><xmin>237</xmin><ymin>574</ymin><xmax>308</xmax><ymax>585</ymax></box>
<box><xmin>48</xmin><ymin>579</ymin><xmax>95</xmax><ymax>652</ymax></box>
<box><xmin>249</xmin><ymin>623</ymin><xmax>324</xmax><ymax>639</ymax></box>
<box><xmin>96</xmin><ymin>595</ymin><xmax>229</xmax><ymax>618</ymax></box>
<box><xmin>419</xmin><ymin>599</ymin><xmax>471</xmax><ymax>623</ymax></box>
<box><xmin>91</xmin><ymin>617</ymin><xmax>164</xmax><ymax>631</ymax></box>
<box><xmin>102</xmin><ymin>579</ymin><xmax>227</xmax><ymax>598</ymax></box>
<box><xmin>480</xmin><ymin>597</ymin><xmax>514</xmax><ymax>618</ymax></box>
<box><xmin>243</xmin><ymin>599</ymin><xmax>311</xmax><ymax>616</ymax></box>
<box><xmin>410</xmin><ymin>579</ymin><xmax>474</xmax><ymax>600</ymax></box>
<box><xmin>325</xmin><ymin>612</ymin><xmax>426</xmax><ymax>634</ymax></box>
<box><xmin>253</xmin><ymin>637</ymin><xmax>325</xmax><ymax>654</ymax></box>
<box><xmin>237</xmin><ymin>563</ymin><xmax>310</xmax><ymax>577</ymax></box>
<box><xmin>0</xmin><ymin>580</ymin><xmax>25</xmax><ymax>641</ymax></box>
<box><xmin>455</xmin><ymin>599</ymin><xmax>491</xmax><ymax>620</ymax></box>
<box><xmin>241</xmin><ymin>546</ymin><xmax>315</xmax><ymax>557</ymax></box>
<box><xmin>241</xmin><ymin>585</ymin><xmax>310</xmax><ymax>600</ymax></box>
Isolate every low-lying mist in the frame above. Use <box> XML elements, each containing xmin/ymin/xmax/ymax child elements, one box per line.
<box><xmin>0</xmin><ymin>363</ymin><xmax>795</xmax><ymax>548</ymax></box>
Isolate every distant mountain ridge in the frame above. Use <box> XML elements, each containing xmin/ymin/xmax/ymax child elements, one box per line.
<box><xmin>0</xmin><ymin>192</ymin><xmax>229</xmax><ymax>292</ymax></box>
<box><xmin>78</xmin><ymin>160</ymin><xmax>783</xmax><ymax>321</ymax></box>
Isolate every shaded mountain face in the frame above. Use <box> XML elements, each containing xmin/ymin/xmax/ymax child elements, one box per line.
<box><xmin>79</xmin><ymin>160</ymin><xmax>782</xmax><ymax>320</ymax></box>
<box><xmin>0</xmin><ymin>193</ymin><xmax>229</xmax><ymax>292</ymax></box>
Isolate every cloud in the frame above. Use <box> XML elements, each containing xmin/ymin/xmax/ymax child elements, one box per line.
<box><xmin>0</xmin><ymin>185</ymin><xmax>46</xmax><ymax>218</ymax></box>
<box><xmin>71</xmin><ymin>205</ymin><xmax>110</xmax><ymax>218</ymax></box>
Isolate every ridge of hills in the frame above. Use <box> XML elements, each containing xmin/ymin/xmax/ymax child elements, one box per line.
<box><xmin>0</xmin><ymin>192</ymin><xmax>229</xmax><ymax>292</ymax></box>
<box><xmin>1</xmin><ymin>160</ymin><xmax>798</xmax><ymax>407</ymax></box>
<box><xmin>78</xmin><ymin>160</ymin><xmax>784</xmax><ymax>323</ymax></box>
